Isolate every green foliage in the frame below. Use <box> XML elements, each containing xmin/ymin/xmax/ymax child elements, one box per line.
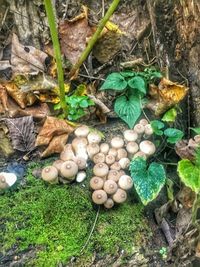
<box><xmin>54</xmin><ymin>95</ymin><xmax>94</xmax><ymax>121</ymax></box>
<box><xmin>114</xmin><ymin>95</ymin><xmax>141</xmax><ymax>128</ymax></box>
<box><xmin>150</xmin><ymin>120</ymin><xmax>165</xmax><ymax>136</ymax></box>
<box><xmin>162</xmin><ymin>108</ymin><xmax>177</xmax><ymax>122</ymax></box>
<box><xmin>190</xmin><ymin>127</ymin><xmax>200</xmax><ymax>135</ymax></box>
<box><xmin>100</xmin><ymin>68</ymin><xmax>162</xmax><ymax>128</ymax></box>
<box><xmin>0</xmin><ymin>162</ymin><xmax>150</xmax><ymax>266</ymax></box>
<box><xmin>130</xmin><ymin>158</ymin><xmax>166</xmax><ymax>205</ymax></box>
<box><xmin>164</xmin><ymin>128</ymin><xmax>184</xmax><ymax>144</ymax></box>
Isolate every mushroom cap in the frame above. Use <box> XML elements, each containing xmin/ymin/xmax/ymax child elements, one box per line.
<box><xmin>60</xmin><ymin>144</ymin><xmax>75</xmax><ymax>161</ymax></box>
<box><xmin>134</xmin><ymin>124</ymin><xmax>145</xmax><ymax>135</ymax></box>
<box><xmin>0</xmin><ymin>174</ymin><xmax>9</xmax><ymax>189</ymax></box>
<box><xmin>0</xmin><ymin>172</ymin><xmax>17</xmax><ymax>188</ymax></box>
<box><xmin>93</xmin><ymin>163</ymin><xmax>109</xmax><ymax>177</ymax></box>
<box><xmin>105</xmin><ymin>154</ymin><xmax>115</xmax><ymax>165</ymax></box>
<box><xmin>144</xmin><ymin>124</ymin><xmax>153</xmax><ymax>136</ymax></box>
<box><xmin>72</xmin><ymin>137</ymin><xmax>88</xmax><ymax>150</ymax></box>
<box><xmin>87</xmin><ymin>132</ymin><xmax>102</xmax><ymax>144</ymax></box>
<box><xmin>139</xmin><ymin>118</ymin><xmax>149</xmax><ymax>126</ymax></box>
<box><xmin>92</xmin><ymin>190</ymin><xmax>108</xmax><ymax>204</ymax></box>
<box><xmin>104</xmin><ymin>198</ymin><xmax>114</xmax><ymax>209</ymax></box>
<box><xmin>90</xmin><ymin>176</ymin><xmax>104</xmax><ymax>190</ymax></box>
<box><xmin>123</xmin><ymin>130</ymin><xmax>138</xmax><ymax>142</ymax></box>
<box><xmin>118</xmin><ymin>158</ymin><xmax>130</xmax><ymax>169</ymax></box>
<box><xmin>118</xmin><ymin>170</ymin><xmax>126</xmax><ymax>177</ymax></box>
<box><xmin>116</xmin><ymin>148</ymin><xmax>128</xmax><ymax>160</ymax></box>
<box><xmin>103</xmin><ymin>179</ymin><xmax>118</xmax><ymax>194</ymax></box>
<box><xmin>110</xmin><ymin>137</ymin><xmax>124</xmax><ymax>149</ymax></box>
<box><xmin>107</xmin><ymin>170</ymin><xmax>121</xmax><ymax>182</ymax></box>
<box><xmin>110</xmin><ymin>162</ymin><xmax>121</xmax><ymax>171</ymax></box>
<box><xmin>87</xmin><ymin>143</ymin><xmax>100</xmax><ymax>159</ymax></box>
<box><xmin>139</xmin><ymin>140</ymin><xmax>156</xmax><ymax>156</ymax></box>
<box><xmin>74</xmin><ymin>125</ymin><xmax>90</xmax><ymax>138</ymax></box>
<box><xmin>60</xmin><ymin>161</ymin><xmax>78</xmax><ymax>179</ymax></box>
<box><xmin>112</xmin><ymin>189</ymin><xmax>127</xmax><ymax>203</ymax></box>
<box><xmin>126</xmin><ymin>142</ymin><xmax>139</xmax><ymax>154</ymax></box>
<box><xmin>74</xmin><ymin>157</ymin><xmax>87</xmax><ymax>170</ymax></box>
<box><xmin>93</xmin><ymin>153</ymin><xmax>105</xmax><ymax>164</ymax></box>
<box><xmin>118</xmin><ymin>175</ymin><xmax>133</xmax><ymax>190</ymax></box>
<box><xmin>76</xmin><ymin>171</ymin><xmax>87</xmax><ymax>183</ymax></box>
<box><xmin>133</xmin><ymin>151</ymin><xmax>147</xmax><ymax>159</ymax></box>
<box><xmin>53</xmin><ymin>160</ymin><xmax>64</xmax><ymax>175</ymax></box>
<box><xmin>100</xmin><ymin>143</ymin><xmax>110</xmax><ymax>154</ymax></box>
<box><xmin>41</xmin><ymin>166</ymin><xmax>58</xmax><ymax>183</ymax></box>
<box><xmin>108</xmin><ymin>148</ymin><xmax>118</xmax><ymax>157</ymax></box>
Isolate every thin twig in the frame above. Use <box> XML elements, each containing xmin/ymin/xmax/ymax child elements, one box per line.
<box><xmin>80</xmin><ymin>206</ymin><xmax>100</xmax><ymax>254</ymax></box>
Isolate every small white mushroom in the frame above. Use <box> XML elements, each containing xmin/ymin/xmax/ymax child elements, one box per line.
<box><xmin>72</xmin><ymin>137</ymin><xmax>88</xmax><ymax>160</ymax></box>
<box><xmin>60</xmin><ymin>161</ymin><xmax>78</xmax><ymax>181</ymax></box>
<box><xmin>103</xmin><ymin>180</ymin><xmax>118</xmax><ymax>194</ymax></box>
<box><xmin>118</xmin><ymin>175</ymin><xmax>133</xmax><ymax>190</ymax></box>
<box><xmin>139</xmin><ymin>118</ymin><xmax>149</xmax><ymax>126</ymax></box>
<box><xmin>60</xmin><ymin>144</ymin><xmax>75</xmax><ymax>161</ymax></box>
<box><xmin>108</xmin><ymin>148</ymin><xmax>118</xmax><ymax>157</ymax></box>
<box><xmin>107</xmin><ymin>170</ymin><xmax>121</xmax><ymax>182</ymax></box>
<box><xmin>123</xmin><ymin>130</ymin><xmax>138</xmax><ymax>142</ymax></box>
<box><xmin>144</xmin><ymin>124</ymin><xmax>153</xmax><ymax>138</ymax></box>
<box><xmin>133</xmin><ymin>151</ymin><xmax>147</xmax><ymax>160</ymax></box>
<box><xmin>116</xmin><ymin>148</ymin><xmax>128</xmax><ymax>161</ymax></box>
<box><xmin>110</xmin><ymin>162</ymin><xmax>121</xmax><ymax>171</ymax></box>
<box><xmin>74</xmin><ymin>125</ymin><xmax>90</xmax><ymax>138</ymax></box>
<box><xmin>41</xmin><ymin>166</ymin><xmax>58</xmax><ymax>184</ymax></box>
<box><xmin>90</xmin><ymin>176</ymin><xmax>104</xmax><ymax>190</ymax></box>
<box><xmin>110</xmin><ymin>137</ymin><xmax>124</xmax><ymax>149</ymax></box>
<box><xmin>134</xmin><ymin>124</ymin><xmax>145</xmax><ymax>136</ymax></box>
<box><xmin>92</xmin><ymin>190</ymin><xmax>108</xmax><ymax>204</ymax></box>
<box><xmin>100</xmin><ymin>143</ymin><xmax>110</xmax><ymax>154</ymax></box>
<box><xmin>0</xmin><ymin>172</ymin><xmax>17</xmax><ymax>189</ymax></box>
<box><xmin>87</xmin><ymin>143</ymin><xmax>100</xmax><ymax>159</ymax></box>
<box><xmin>105</xmin><ymin>154</ymin><xmax>115</xmax><ymax>165</ymax></box>
<box><xmin>139</xmin><ymin>140</ymin><xmax>156</xmax><ymax>156</ymax></box>
<box><xmin>118</xmin><ymin>158</ymin><xmax>130</xmax><ymax>169</ymax></box>
<box><xmin>74</xmin><ymin>157</ymin><xmax>87</xmax><ymax>170</ymax></box>
<box><xmin>76</xmin><ymin>171</ymin><xmax>87</xmax><ymax>183</ymax></box>
<box><xmin>93</xmin><ymin>153</ymin><xmax>105</xmax><ymax>164</ymax></box>
<box><xmin>93</xmin><ymin>163</ymin><xmax>109</xmax><ymax>177</ymax></box>
<box><xmin>53</xmin><ymin>160</ymin><xmax>64</xmax><ymax>175</ymax></box>
<box><xmin>126</xmin><ymin>142</ymin><xmax>139</xmax><ymax>158</ymax></box>
<box><xmin>87</xmin><ymin>131</ymin><xmax>102</xmax><ymax>144</ymax></box>
<box><xmin>104</xmin><ymin>198</ymin><xmax>114</xmax><ymax>209</ymax></box>
<box><xmin>112</xmin><ymin>189</ymin><xmax>127</xmax><ymax>203</ymax></box>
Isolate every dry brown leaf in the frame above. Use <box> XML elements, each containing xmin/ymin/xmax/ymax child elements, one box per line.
<box><xmin>35</xmin><ymin>116</ymin><xmax>74</xmax><ymax>147</ymax></box>
<box><xmin>41</xmin><ymin>133</ymin><xmax>69</xmax><ymax>158</ymax></box>
<box><xmin>177</xmin><ymin>186</ymin><xmax>196</xmax><ymax>209</ymax></box>
<box><xmin>147</xmin><ymin>78</ymin><xmax>188</xmax><ymax>115</ymax></box>
<box><xmin>11</xmin><ymin>33</ymin><xmax>48</xmax><ymax>74</ymax></box>
<box><xmin>175</xmin><ymin>138</ymin><xmax>199</xmax><ymax>161</ymax></box>
<box><xmin>0</xmin><ymin>85</ymin><xmax>8</xmax><ymax>113</ymax></box>
<box><xmin>196</xmin><ymin>241</ymin><xmax>200</xmax><ymax>258</ymax></box>
<box><xmin>0</xmin><ymin>123</ymin><xmax>14</xmax><ymax>157</ymax></box>
<box><xmin>59</xmin><ymin>6</ymin><xmax>94</xmax><ymax>65</ymax></box>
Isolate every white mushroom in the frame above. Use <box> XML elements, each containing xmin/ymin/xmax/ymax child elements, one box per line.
<box><xmin>41</xmin><ymin>166</ymin><xmax>58</xmax><ymax>184</ymax></box>
<box><xmin>74</xmin><ymin>125</ymin><xmax>90</xmax><ymax>138</ymax></box>
<box><xmin>144</xmin><ymin>124</ymin><xmax>153</xmax><ymax>138</ymax></box>
<box><xmin>116</xmin><ymin>148</ymin><xmax>128</xmax><ymax>161</ymax></box>
<box><xmin>118</xmin><ymin>158</ymin><xmax>130</xmax><ymax>169</ymax></box>
<box><xmin>72</xmin><ymin>137</ymin><xmax>88</xmax><ymax>160</ymax></box>
<box><xmin>126</xmin><ymin>142</ymin><xmax>139</xmax><ymax>159</ymax></box>
<box><xmin>60</xmin><ymin>161</ymin><xmax>79</xmax><ymax>181</ymax></box>
<box><xmin>133</xmin><ymin>151</ymin><xmax>147</xmax><ymax>160</ymax></box>
<box><xmin>87</xmin><ymin>143</ymin><xmax>100</xmax><ymax>159</ymax></box>
<box><xmin>108</xmin><ymin>148</ymin><xmax>118</xmax><ymax>157</ymax></box>
<box><xmin>139</xmin><ymin>118</ymin><xmax>149</xmax><ymax>126</ymax></box>
<box><xmin>100</xmin><ymin>143</ymin><xmax>110</xmax><ymax>154</ymax></box>
<box><xmin>92</xmin><ymin>190</ymin><xmax>108</xmax><ymax>204</ymax></box>
<box><xmin>93</xmin><ymin>163</ymin><xmax>109</xmax><ymax>177</ymax></box>
<box><xmin>118</xmin><ymin>175</ymin><xmax>133</xmax><ymax>190</ymax></box>
<box><xmin>60</xmin><ymin>144</ymin><xmax>75</xmax><ymax>161</ymax></box>
<box><xmin>87</xmin><ymin>131</ymin><xmax>102</xmax><ymax>144</ymax></box>
<box><xmin>139</xmin><ymin>140</ymin><xmax>156</xmax><ymax>156</ymax></box>
<box><xmin>112</xmin><ymin>189</ymin><xmax>127</xmax><ymax>203</ymax></box>
<box><xmin>76</xmin><ymin>171</ymin><xmax>87</xmax><ymax>183</ymax></box>
<box><xmin>110</xmin><ymin>137</ymin><xmax>124</xmax><ymax>149</ymax></box>
<box><xmin>123</xmin><ymin>130</ymin><xmax>138</xmax><ymax>142</ymax></box>
<box><xmin>93</xmin><ymin>153</ymin><xmax>105</xmax><ymax>164</ymax></box>
<box><xmin>134</xmin><ymin>124</ymin><xmax>145</xmax><ymax>136</ymax></box>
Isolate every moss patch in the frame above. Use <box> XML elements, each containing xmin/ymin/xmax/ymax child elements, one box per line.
<box><xmin>0</xmin><ymin>161</ymin><xmax>150</xmax><ymax>266</ymax></box>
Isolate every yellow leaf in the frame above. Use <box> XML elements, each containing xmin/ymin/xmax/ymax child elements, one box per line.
<box><xmin>74</xmin><ymin>84</ymin><xmax>87</xmax><ymax>96</ymax></box>
<box><xmin>105</xmin><ymin>21</ymin><xmax>123</xmax><ymax>34</ymax></box>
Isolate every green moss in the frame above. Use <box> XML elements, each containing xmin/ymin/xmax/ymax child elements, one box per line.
<box><xmin>0</xmin><ymin>162</ymin><xmax>150</xmax><ymax>266</ymax></box>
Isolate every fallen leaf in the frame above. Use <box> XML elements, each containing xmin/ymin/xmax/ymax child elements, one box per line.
<box><xmin>0</xmin><ymin>124</ymin><xmax>14</xmax><ymax>157</ymax></box>
<box><xmin>196</xmin><ymin>241</ymin><xmax>200</xmax><ymax>258</ymax></box>
<box><xmin>175</xmin><ymin>138</ymin><xmax>199</xmax><ymax>161</ymax></box>
<box><xmin>147</xmin><ymin>78</ymin><xmax>188</xmax><ymax>115</ymax></box>
<box><xmin>5</xmin><ymin>116</ymin><xmax>35</xmax><ymax>152</ymax></box>
<box><xmin>177</xmin><ymin>186</ymin><xmax>196</xmax><ymax>209</ymax></box>
<box><xmin>41</xmin><ymin>133</ymin><xmax>69</xmax><ymax>158</ymax></box>
<box><xmin>59</xmin><ymin>6</ymin><xmax>94</xmax><ymax>65</ymax></box>
<box><xmin>176</xmin><ymin>208</ymin><xmax>192</xmax><ymax>237</ymax></box>
<box><xmin>0</xmin><ymin>85</ymin><xmax>8</xmax><ymax>113</ymax></box>
<box><xmin>35</xmin><ymin>116</ymin><xmax>74</xmax><ymax>146</ymax></box>
<box><xmin>11</xmin><ymin>33</ymin><xmax>48</xmax><ymax>74</ymax></box>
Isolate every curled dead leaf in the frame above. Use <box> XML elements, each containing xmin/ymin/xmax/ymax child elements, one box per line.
<box><xmin>175</xmin><ymin>138</ymin><xmax>199</xmax><ymax>161</ymax></box>
<box><xmin>0</xmin><ymin>123</ymin><xmax>14</xmax><ymax>157</ymax></box>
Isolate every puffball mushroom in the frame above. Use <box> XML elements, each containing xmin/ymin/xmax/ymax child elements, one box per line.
<box><xmin>144</xmin><ymin>124</ymin><xmax>153</xmax><ymax>138</ymax></box>
<box><xmin>110</xmin><ymin>162</ymin><xmax>121</xmax><ymax>171</ymax></box>
<box><xmin>87</xmin><ymin>143</ymin><xmax>100</xmax><ymax>159</ymax></box>
<box><xmin>41</xmin><ymin>166</ymin><xmax>58</xmax><ymax>184</ymax></box>
<box><xmin>74</xmin><ymin>157</ymin><xmax>87</xmax><ymax>170</ymax></box>
<box><xmin>93</xmin><ymin>163</ymin><xmax>109</xmax><ymax>177</ymax></box>
<box><xmin>72</xmin><ymin>137</ymin><xmax>88</xmax><ymax>160</ymax></box>
<box><xmin>119</xmin><ymin>158</ymin><xmax>130</xmax><ymax>169</ymax></box>
<box><xmin>108</xmin><ymin>148</ymin><xmax>118</xmax><ymax>157</ymax></box>
<box><xmin>105</xmin><ymin>154</ymin><xmax>115</xmax><ymax>165</ymax></box>
<box><xmin>118</xmin><ymin>175</ymin><xmax>133</xmax><ymax>190</ymax></box>
<box><xmin>87</xmin><ymin>131</ymin><xmax>102</xmax><ymax>144</ymax></box>
<box><xmin>76</xmin><ymin>171</ymin><xmax>87</xmax><ymax>183</ymax></box>
<box><xmin>93</xmin><ymin>153</ymin><xmax>105</xmax><ymax>164</ymax></box>
<box><xmin>139</xmin><ymin>118</ymin><xmax>149</xmax><ymax>126</ymax></box>
<box><xmin>112</xmin><ymin>189</ymin><xmax>127</xmax><ymax>203</ymax></box>
<box><xmin>53</xmin><ymin>159</ymin><xmax>64</xmax><ymax>175</ymax></box>
<box><xmin>104</xmin><ymin>198</ymin><xmax>114</xmax><ymax>209</ymax></box>
<box><xmin>116</xmin><ymin>148</ymin><xmax>128</xmax><ymax>160</ymax></box>
<box><xmin>126</xmin><ymin>142</ymin><xmax>139</xmax><ymax>157</ymax></box>
<box><xmin>60</xmin><ymin>161</ymin><xmax>78</xmax><ymax>181</ymax></box>
<box><xmin>134</xmin><ymin>124</ymin><xmax>145</xmax><ymax>136</ymax></box>
<box><xmin>107</xmin><ymin>170</ymin><xmax>121</xmax><ymax>182</ymax></box>
<box><xmin>92</xmin><ymin>190</ymin><xmax>108</xmax><ymax>204</ymax></box>
<box><xmin>90</xmin><ymin>176</ymin><xmax>104</xmax><ymax>190</ymax></box>
<box><xmin>100</xmin><ymin>143</ymin><xmax>109</xmax><ymax>154</ymax></box>
<box><xmin>74</xmin><ymin>125</ymin><xmax>90</xmax><ymax>138</ymax></box>
<box><xmin>0</xmin><ymin>172</ymin><xmax>17</xmax><ymax>190</ymax></box>
<box><xmin>60</xmin><ymin>144</ymin><xmax>75</xmax><ymax>161</ymax></box>
<box><xmin>133</xmin><ymin>151</ymin><xmax>147</xmax><ymax>160</ymax></box>
<box><xmin>110</xmin><ymin>137</ymin><xmax>124</xmax><ymax>149</ymax></box>
<box><xmin>139</xmin><ymin>140</ymin><xmax>156</xmax><ymax>156</ymax></box>
<box><xmin>103</xmin><ymin>180</ymin><xmax>118</xmax><ymax>194</ymax></box>
<box><xmin>123</xmin><ymin>130</ymin><xmax>138</xmax><ymax>142</ymax></box>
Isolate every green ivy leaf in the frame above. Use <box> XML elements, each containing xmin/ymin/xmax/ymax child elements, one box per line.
<box><xmin>130</xmin><ymin>158</ymin><xmax>166</xmax><ymax>205</ymax></box>
<box><xmin>100</xmin><ymin>73</ymin><xmax>127</xmax><ymax>91</ymax></box>
<box><xmin>79</xmin><ymin>99</ymin><xmax>89</xmax><ymax>108</ymax></box>
<box><xmin>162</xmin><ymin>108</ymin><xmax>177</xmax><ymax>122</ymax></box>
<box><xmin>120</xmin><ymin>71</ymin><xmax>135</xmax><ymax>78</ymax></box>
<box><xmin>190</xmin><ymin>127</ymin><xmax>200</xmax><ymax>135</ymax></box>
<box><xmin>114</xmin><ymin>95</ymin><xmax>141</xmax><ymax>128</ymax></box>
<box><xmin>178</xmin><ymin>159</ymin><xmax>200</xmax><ymax>193</ymax></box>
<box><xmin>164</xmin><ymin>128</ymin><xmax>184</xmax><ymax>144</ymax></box>
<box><xmin>128</xmin><ymin>76</ymin><xmax>146</xmax><ymax>94</ymax></box>
<box><xmin>150</xmin><ymin>120</ymin><xmax>165</xmax><ymax>136</ymax></box>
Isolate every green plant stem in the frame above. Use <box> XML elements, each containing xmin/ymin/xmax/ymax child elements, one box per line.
<box><xmin>44</xmin><ymin>0</ymin><xmax>68</xmax><ymax>117</ymax></box>
<box><xmin>69</xmin><ymin>0</ymin><xmax>121</xmax><ymax>78</ymax></box>
<box><xmin>192</xmin><ymin>193</ymin><xmax>200</xmax><ymax>224</ymax></box>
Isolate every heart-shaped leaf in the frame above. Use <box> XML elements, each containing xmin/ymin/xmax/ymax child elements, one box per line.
<box><xmin>178</xmin><ymin>159</ymin><xmax>200</xmax><ymax>193</ymax></box>
<box><xmin>100</xmin><ymin>73</ymin><xmax>127</xmax><ymax>91</ymax></box>
<box><xmin>150</xmin><ymin>120</ymin><xmax>165</xmax><ymax>136</ymax></box>
<box><xmin>164</xmin><ymin>128</ymin><xmax>184</xmax><ymax>144</ymax></box>
<box><xmin>162</xmin><ymin>108</ymin><xmax>177</xmax><ymax>122</ymax></box>
<box><xmin>128</xmin><ymin>76</ymin><xmax>146</xmax><ymax>94</ymax></box>
<box><xmin>130</xmin><ymin>158</ymin><xmax>166</xmax><ymax>205</ymax></box>
<box><xmin>114</xmin><ymin>95</ymin><xmax>141</xmax><ymax>128</ymax></box>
